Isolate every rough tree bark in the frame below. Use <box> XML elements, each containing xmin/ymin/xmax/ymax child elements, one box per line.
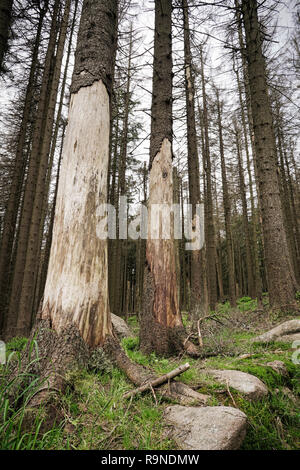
<box><xmin>241</xmin><ymin>0</ymin><xmax>298</xmax><ymax>309</ymax></box>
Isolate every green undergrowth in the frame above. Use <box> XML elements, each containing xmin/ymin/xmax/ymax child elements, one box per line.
<box><xmin>0</xmin><ymin>341</ymin><xmax>65</xmax><ymax>450</ymax></box>
<box><xmin>1</xmin><ymin>304</ymin><xmax>299</xmax><ymax>450</ymax></box>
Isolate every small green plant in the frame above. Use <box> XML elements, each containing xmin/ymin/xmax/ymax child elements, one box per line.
<box><xmin>6</xmin><ymin>337</ymin><xmax>28</xmax><ymax>355</ymax></box>
<box><xmin>122</xmin><ymin>336</ymin><xmax>139</xmax><ymax>352</ymax></box>
<box><xmin>237</xmin><ymin>297</ymin><xmax>257</xmax><ymax>312</ymax></box>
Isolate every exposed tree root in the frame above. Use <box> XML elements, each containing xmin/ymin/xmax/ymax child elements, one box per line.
<box><xmin>7</xmin><ymin>320</ymin><xmax>88</xmax><ymax>428</ymax></box>
<box><xmin>103</xmin><ymin>335</ymin><xmax>208</xmax><ymax>405</ymax></box>
<box><xmin>7</xmin><ymin>321</ymin><xmax>208</xmax><ymax>431</ymax></box>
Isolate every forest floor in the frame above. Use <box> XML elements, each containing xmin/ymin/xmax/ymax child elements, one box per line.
<box><xmin>1</xmin><ymin>296</ymin><xmax>300</xmax><ymax>450</ymax></box>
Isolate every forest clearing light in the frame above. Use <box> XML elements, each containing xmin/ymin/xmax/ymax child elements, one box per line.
<box><xmin>96</xmin><ymin>196</ymin><xmax>205</xmax><ymax>251</ymax></box>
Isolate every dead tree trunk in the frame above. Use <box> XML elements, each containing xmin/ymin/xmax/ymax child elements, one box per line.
<box><xmin>16</xmin><ymin>0</ymin><xmax>72</xmax><ymax>337</ymax></box>
<box><xmin>41</xmin><ymin>0</ymin><xmax>118</xmax><ymax>347</ymax></box>
<box><xmin>139</xmin><ymin>0</ymin><xmax>199</xmax><ymax>356</ymax></box>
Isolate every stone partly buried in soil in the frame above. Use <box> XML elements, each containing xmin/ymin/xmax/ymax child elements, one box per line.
<box><xmin>265</xmin><ymin>360</ymin><xmax>288</xmax><ymax>377</ymax></box>
<box><xmin>164</xmin><ymin>405</ymin><xmax>247</xmax><ymax>450</ymax></box>
<box><xmin>204</xmin><ymin>369</ymin><xmax>268</xmax><ymax>400</ymax></box>
<box><xmin>111</xmin><ymin>313</ymin><xmax>133</xmax><ymax>339</ymax></box>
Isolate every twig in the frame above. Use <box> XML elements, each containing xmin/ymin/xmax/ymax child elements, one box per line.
<box><xmin>149</xmin><ymin>384</ymin><xmax>158</xmax><ymax>406</ymax></box>
<box><xmin>123</xmin><ymin>363</ymin><xmax>190</xmax><ymax>399</ymax></box>
<box><xmin>226</xmin><ymin>379</ymin><xmax>237</xmax><ymax>408</ymax></box>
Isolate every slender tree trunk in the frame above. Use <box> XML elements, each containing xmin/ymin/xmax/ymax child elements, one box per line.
<box><xmin>114</xmin><ymin>25</ymin><xmax>133</xmax><ymax>316</ymax></box>
<box><xmin>234</xmin><ymin>63</ymin><xmax>263</xmax><ymax>303</ymax></box>
<box><xmin>242</xmin><ymin>0</ymin><xmax>298</xmax><ymax>309</ymax></box>
<box><xmin>182</xmin><ymin>0</ymin><xmax>204</xmax><ymax>312</ymax></box>
<box><xmin>214</xmin><ymin>174</ymin><xmax>224</xmax><ymax>301</ymax></box>
<box><xmin>200</xmin><ymin>48</ymin><xmax>217</xmax><ymax>310</ymax></box>
<box><xmin>234</xmin><ymin>120</ymin><xmax>255</xmax><ymax>298</ymax></box>
<box><xmin>216</xmin><ymin>90</ymin><xmax>236</xmax><ymax>306</ymax></box>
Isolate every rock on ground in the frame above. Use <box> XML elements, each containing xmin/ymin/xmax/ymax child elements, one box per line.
<box><xmin>204</xmin><ymin>369</ymin><xmax>268</xmax><ymax>400</ymax></box>
<box><xmin>111</xmin><ymin>313</ymin><xmax>133</xmax><ymax>339</ymax></box>
<box><xmin>252</xmin><ymin>319</ymin><xmax>300</xmax><ymax>344</ymax></box>
<box><xmin>265</xmin><ymin>360</ymin><xmax>288</xmax><ymax>377</ymax></box>
<box><xmin>164</xmin><ymin>405</ymin><xmax>247</xmax><ymax>450</ymax></box>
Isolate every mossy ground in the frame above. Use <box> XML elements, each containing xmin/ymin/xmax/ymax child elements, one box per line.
<box><xmin>0</xmin><ymin>299</ymin><xmax>299</xmax><ymax>450</ymax></box>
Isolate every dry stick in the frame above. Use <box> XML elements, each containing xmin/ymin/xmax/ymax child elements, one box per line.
<box><xmin>197</xmin><ymin>319</ymin><xmax>203</xmax><ymax>348</ymax></box>
<box><xmin>226</xmin><ymin>379</ymin><xmax>237</xmax><ymax>408</ymax></box>
<box><xmin>123</xmin><ymin>363</ymin><xmax>190</xmax><ymax>399</ymax></box>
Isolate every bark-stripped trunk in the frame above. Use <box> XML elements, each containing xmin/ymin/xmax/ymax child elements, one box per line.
<box><xmin>16</xmin><ymin>0</ymin><xmax>72</xmax><ymax>337</ymax></box>
<box><xmin>242</xmin><ymin>0</ymin><xmax>298</xmax><ymax>309</ymax></box>
<box><xmin>0</xmin><ymin>0</ymin><xmax>13</xmax><ymax>74</ymax></box>
<box><xmin>37</xmin><ymin>123</ymin><xmax>66</xmax><ymax>310</ymax></box>
<box><xmin>41</xmin><ymin>0</ymin><xmax>118</xmax><ymax>348</ymax></box>
<box><xmin>140</xmin><ymin>0</ymin><xmax>198</xmax><ymax>356</ymax></box>
<box><xmin>32</xmin><ymin>0</ymin><xmax>79</xmax><ymax>318</ymax></box>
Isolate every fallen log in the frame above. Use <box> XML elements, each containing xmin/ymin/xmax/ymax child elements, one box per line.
<box><xmin>123</xmin><ymin>363</ymin><xmax>190</xmax><ymax>399</ymax></box>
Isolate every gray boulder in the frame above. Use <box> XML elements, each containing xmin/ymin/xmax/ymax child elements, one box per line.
<box><xmin>164</xmin><ymin>405</ymin><xmax>247</xmax><ymax>450</ymax></box>
<box><xmin>204</xmin><ymin>369</ymin><xmax>268</xmax><ymax>400</ymax></box>
<box><xmin>111</xmin><ymin>313</ymin><xmax>133</xmax><ymax>339</ymax></box>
